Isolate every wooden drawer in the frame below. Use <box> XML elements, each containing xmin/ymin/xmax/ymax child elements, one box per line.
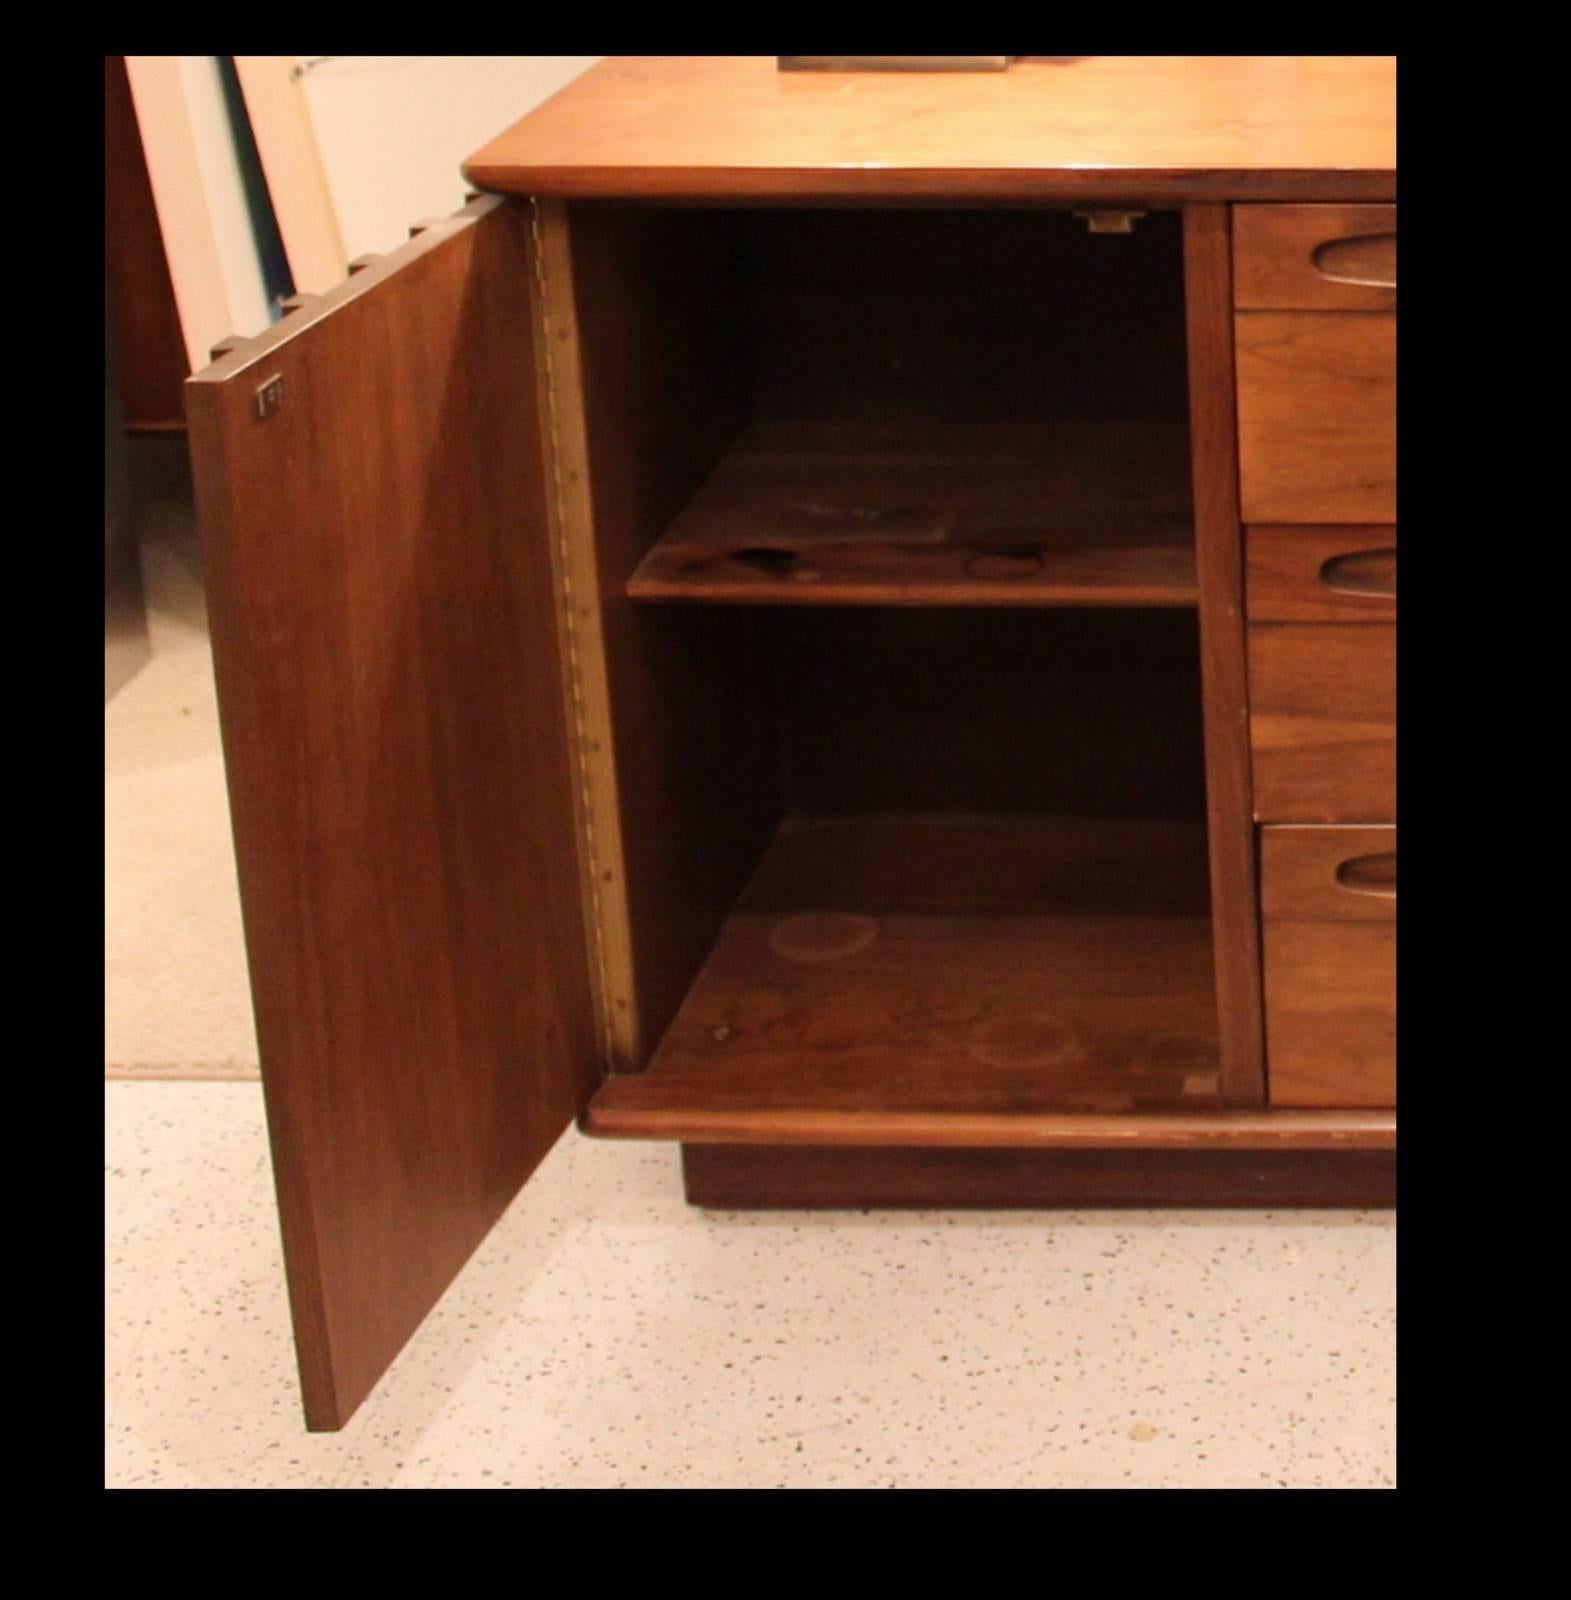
<box><xmin>1234</xmin><ymin>204</ymin><xmax>1395</xmax><ymax>525</ymax></box>
<box><xmin>1261</xmin><ymin>825</ymin><xmax>1395</xmax><ymax>921</ymax></box>
<box><xmin>1262</xmin><ymin>826</ymin><xmax>1394</xmax><ymax>1108</ymax></box>
<box><xmin>1247</xmin><ymin>526</ymin><xmax>1396</xmax><ymax>623</ymax></box>
<box><xmin>1234</xmin><ymin>205</ymin><xmax>1396</xmax><ymax>312</ymax></box>
<box><xmin>1237</xmin><ymin>313</ymin><xmax>1394</xmax><ymax>523</ymax></box>
<box><xmin>1249</xmin><ymin>623</ymin><xmax>1394</xmax><ymax>821</ymax></box>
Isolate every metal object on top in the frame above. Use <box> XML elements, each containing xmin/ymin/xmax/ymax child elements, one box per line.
<box><xmin>778</xmin><ymin>56</ymin><xmax>1015</xmax><ymax>72</ymax></box>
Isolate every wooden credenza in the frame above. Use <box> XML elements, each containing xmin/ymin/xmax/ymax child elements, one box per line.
<box><xmin>185</xmin><ymin>57</ymin><xmax>1397</xmax><ymax>1429</ymax></box>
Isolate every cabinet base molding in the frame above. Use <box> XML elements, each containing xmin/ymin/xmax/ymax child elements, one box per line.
<box><xmin>681</xmin><ymin>1144</ymin><xmax>1396</xmax><ymax>1210</ymax></box>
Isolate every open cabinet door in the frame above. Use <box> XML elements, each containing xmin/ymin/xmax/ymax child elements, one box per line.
<box><xmin>186</xmin><ymin>196</ymin><xmax>601</xmax><ymax>1430</ymax></box>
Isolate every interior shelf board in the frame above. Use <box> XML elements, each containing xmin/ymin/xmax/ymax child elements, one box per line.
<box><xmin>583</xmin><ymin>815</ymin><xmax>1270</xmax><ymax>1146</ymax></box>
<box><xmin>627</xmin><ymin>419</ymin><xmax>1197</xmax><ymax>607</ymax></box>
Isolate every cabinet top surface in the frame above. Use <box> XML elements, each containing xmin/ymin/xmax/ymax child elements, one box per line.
<box><xmin>463</xmin><ymin>55</ymin><xmax>1396</xmax><ymax>203</ymax></box>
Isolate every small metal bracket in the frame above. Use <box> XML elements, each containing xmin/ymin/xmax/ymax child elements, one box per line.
<box><xmin>255</xmin><ymin>375</ymin><xmax>285</xmax><ymax>420</ymax></box>
<box><xmin>1073</xmin><ymin>210</ymin><xmax>1147</xmax><ymax>234</ymax></box>
<box><xmin>778</xmin><ymin>56</ymin><xmax>1014</xmax><ymax>71</ymax></box>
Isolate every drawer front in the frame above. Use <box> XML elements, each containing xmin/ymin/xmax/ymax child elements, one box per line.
<box><xmin>1263</xmin><ymin>825</ymin><xmax>1395</xmax><ymax>1109</ymax></box>
<box><xmin>1237</xmin><ymin>312</ymin><xmax>1395</xmax><ymax>523</ymax></box>
<box><xmin>1247</xmin><ymin>526</ymin><xmax>1396</xmax><ymax>623</ymax></box>
<box><xmin>1261</xmin><ymin>825</ymin><xmax>1395</xmax><ymax>921</ymax></box>
<box><xmin>1249</xmin><ymin>623</ymin><xmax>1394</xmax><ymax>821</ymax></box>
<box><xmin>1234</xmin><ymin>205</ymin><xmax>1396</xmax><ymax>312</ymax></box>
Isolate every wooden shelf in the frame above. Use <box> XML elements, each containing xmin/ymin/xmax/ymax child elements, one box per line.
<box><xmin>626</xmin><ymin>420</ymin><xmax>1196</xmax><ymax>607</ymax></box>
<box><xmin>582</xmin><ymin>816</ymin><xmax>1272</xmax><ymax>1147</ymax></box>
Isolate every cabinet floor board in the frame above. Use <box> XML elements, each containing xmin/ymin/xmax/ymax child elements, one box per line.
<box><xmin>584</xmin><ymin>815</ymin><xmax>1238</xmax><ymax>1142</ymax></box>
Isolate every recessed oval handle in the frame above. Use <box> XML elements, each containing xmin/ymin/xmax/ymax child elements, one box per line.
<box><xmin>1319</xmin><ymin>547</ymin><xmax>1396</xmax><ymax>600</ymax></box>
<box><xmin>1313</xmin><ymin>232</ymin><xmax>1396</xmax><ymax>289</ymax></box>
<box><xmin>1336</xmin><ymin>852</ymin><xmax>1396</xmax><ymax>898</ymax></box>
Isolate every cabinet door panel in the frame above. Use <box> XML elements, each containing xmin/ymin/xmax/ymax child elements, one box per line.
<box><xmin>186</xmin><ymin>197</ymin><xmax>599</xmax><ymax>1430</ymax></box>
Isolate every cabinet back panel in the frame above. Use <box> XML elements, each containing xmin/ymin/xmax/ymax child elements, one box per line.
<box><xmin>769</xmin><ymin>608</ymin><xmax>1207</xmax><ymax>819</ymax></box>
<box><xmin>740</xmin><ymin>208</ymin><xmax>1192</xmax><ymax>426</ymax></box>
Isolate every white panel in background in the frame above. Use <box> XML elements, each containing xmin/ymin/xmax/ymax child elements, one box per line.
<box><xmin>123</xmin><ymin>56</ymin><xmax>236</xmax><ymax>370</ymax></box>
<box><xmin>176</xmin><ymin>57</ymin><xmax>273</xmax><ymax>340</ymax></box>
<box><xmin>232</xmin><ymin>58</ymin><xmax>348</xmax><ymax>293</ymax></box>
<box><xmin>298</xmin><ymin>56</ymin><xmax>602</xmax><ymax>261</ymax></box>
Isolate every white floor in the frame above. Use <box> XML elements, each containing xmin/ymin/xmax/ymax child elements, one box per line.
<box><xmin>105</xmin><ymin>1080</ymin><xmax>1395</xmax><ymax>1490</ymax></box>
<box><xmin>105</xmin><ymin>58</ymin><xmax>1395</xmax><ymax>1488</ymax></box>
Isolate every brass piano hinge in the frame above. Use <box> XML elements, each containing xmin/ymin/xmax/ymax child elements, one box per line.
<box><xmin>528</xmin><ymin>199</ymin><xmax>639</xmax><ymax>1074</ymax></box>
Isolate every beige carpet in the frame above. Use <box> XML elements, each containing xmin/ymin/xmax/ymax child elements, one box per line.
<box><xmin>104</xmin><ymin>507</ymin><xmax>259</xmax><ymax>1079</ymax></box>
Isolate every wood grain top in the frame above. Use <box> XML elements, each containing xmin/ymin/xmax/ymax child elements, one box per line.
<box><xmin>463</xmin><ymin>56</ymin><xmax>1396</xmax><ymax>202</ymax></box>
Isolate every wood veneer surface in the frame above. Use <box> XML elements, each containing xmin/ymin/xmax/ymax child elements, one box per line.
<box><xmin>186</xmin><ymin>200</ymin><xmax>599</xmax><ymax>1429</ymax></box>
<box><xmin>1184</xmin><ymin>204</ymin><xmax>1266</xmax><ymax>1105</ymax></box>
<box><xmin>586</xmin><ymin>816</ymin><xmax>1227</xmax><ymax>1144</ymax></box>
<box><xmin>683</xmin><ymin>1143</ymin><xmax>1397</xmax><ymax>1206</ymax></box>
<box><xmin>627</xmin><ymin>419</ymin><xmax>1196</xmax><ymax>607</ymax></box>
<box><xmin>465</xmin><ymin>56</ymin><xmax>1395</xmax><ymax>202</ymax></box>
<box><xmin>1249</xmin><ymin>623</ymin><xmax>1396</xmax><ymax>821</ymax></box>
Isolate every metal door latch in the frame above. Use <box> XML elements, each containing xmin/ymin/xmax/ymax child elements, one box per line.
<box><xmin>255</xmin><ymin>376</ymin><xmax>285</xmax><ymax>420</ymax></box>
<box><xmin>1073</xmin><ymin>210</ymin><xmax>1147</xmax><ymax>234</ymax></box>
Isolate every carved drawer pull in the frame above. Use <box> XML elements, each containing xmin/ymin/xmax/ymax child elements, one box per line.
<box><xmin>1336</xmin><ymin>852</ymin><xmax>1396</xmax><ymax>899</ymax></box>
<box><xmin>1313</xmin><ymin>232</ymin><xmax>1396</xmax><ymax>289</ymax></box>
<box><xmin>1319</xmin><ymin>547</ymin><xmax>1396</xmax><ymax>600</ymax></box>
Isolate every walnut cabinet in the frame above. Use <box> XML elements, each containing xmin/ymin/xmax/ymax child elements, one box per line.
<box><xmin>184</xmin><ymin>57</ymin><xmax>1396</xmax><ymax>1428</ymax></box>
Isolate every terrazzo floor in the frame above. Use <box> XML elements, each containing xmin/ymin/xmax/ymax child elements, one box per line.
<box><xmin>104</xmin><ymin>510</ymin><xmax>1396</xmax><ymax>1490</ymax></box>
<box><xmin>106</xmin><ymin>1081</ymin><xmax>1394</xmax><ymax>1489</ymax></box>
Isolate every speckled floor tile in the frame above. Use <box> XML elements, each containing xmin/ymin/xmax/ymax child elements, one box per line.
<box><xmin>106</xmin><ymin>1081</ymin><xmax>1394</xmax><ymax>1489</ymax></box>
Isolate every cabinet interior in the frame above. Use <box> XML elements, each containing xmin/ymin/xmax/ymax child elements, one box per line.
<box><xmin>562</xmin><ymin>203</ymin><xmax>1218</xmax><ymax>1132</ymax></box>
